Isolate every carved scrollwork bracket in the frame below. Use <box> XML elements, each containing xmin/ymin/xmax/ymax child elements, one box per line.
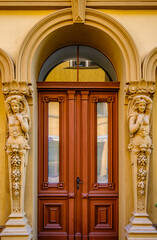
<box><xmin>125</xmin><ymin>79</ymin><xmax>156</xmax><ymax>99</ymax></box>
<box><xmin>2</xmin><ymin>80</ymin><xmax>33</xmax><ymax>98</ymax></box>
<box><xmin>126</xmin><ymin>79</ymin><xmax>155</xmax><ymax>213</ymax></box>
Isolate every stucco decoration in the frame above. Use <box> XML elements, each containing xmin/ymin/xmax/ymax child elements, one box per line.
<box><xmin>125</xmin><ymin>79</ymin><xmax>157</xmax><ymax>240</ymax></box>
<box><xmin>1</xmin><ymin>81</ymin><xmax>32</xmax><ymax>240</ymax></box>
<box><xmin>2</xmin><ymin>80</ymin><xmax>33</xmax><ymax>97</ymax></box>
<box><xmin>71</xmin><ymin>0</ymin><xmax>86</xmax><ymax>23</ymax></box>
<box><xmin>17</xmin><ymin>8</ymin><xmax>140</xmax><ymax>85</ymax></box>
<box><xmin>15</xmin><ymin>8</ymin><xmax>139</xmax><ymax>239</ymax></box>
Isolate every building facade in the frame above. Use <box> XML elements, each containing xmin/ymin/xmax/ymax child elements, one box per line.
<box><xmin>0</xmin><ymin>1</ymin><xmax>157</xmax><ymax>239</ymax></box>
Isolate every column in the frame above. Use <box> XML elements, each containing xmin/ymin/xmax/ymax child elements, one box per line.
<box><xmin>1</xmin><ymin>80</ymin><xmax>32</xmax><ymax>240</ymax></box>
<box><xmin>125</xmin><ymin>79</ymin><xmax>157</xmax><ymax>240</ymax></box>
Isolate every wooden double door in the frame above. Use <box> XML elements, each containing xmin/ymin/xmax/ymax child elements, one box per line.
<box><xmin>38</xmin><ymin>83</ymin><xmax>119</xmax><ymax>240</ymax></box>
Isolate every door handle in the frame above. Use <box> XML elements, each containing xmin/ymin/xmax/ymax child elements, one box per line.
<box><xmin>76</xmin><ymin>176</ymin><xmax>84</xmax><ymax>190</ymax></box>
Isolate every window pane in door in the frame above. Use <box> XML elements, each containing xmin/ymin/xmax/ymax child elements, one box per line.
<box><xmin>48</xmin><ymin>102</ymin><xmax>59</xmax><ymax>183</ymax></box>
<box><xmin>97</xmin><ymin>102</ymin><xmax>108</xmax><ymax>183</ymax></box>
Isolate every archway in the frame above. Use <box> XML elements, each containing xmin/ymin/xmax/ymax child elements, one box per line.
<box><xmin>15</xmin><ymin>7</ymin><xmax>140</xmax><ymax>240</ymax></box>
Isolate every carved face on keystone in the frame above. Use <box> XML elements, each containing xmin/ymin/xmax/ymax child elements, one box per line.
<box><xmin>138</xmin><ymin>101</ymin><xmax>146</xmax><ymax>114</ymax></box>
<box><xmin>11</xmin><ymin>100</ymin><xmax>20</xmax><ymax>114</ymax></box>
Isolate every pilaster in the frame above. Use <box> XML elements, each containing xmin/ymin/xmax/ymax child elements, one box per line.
<box><xmin>0</xmin><ymin>80</ymin><xmax>33</xmax><ymax>240</ymax></box>
<box><xmin>125</xmin><ymin>79</ymin><xmax>157</xmax><ymax>239</ymax></box>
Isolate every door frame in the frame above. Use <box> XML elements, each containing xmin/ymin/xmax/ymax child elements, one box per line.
<box><xmin>37</xmin><ymin>81</ymin><xmax>120</xmax><ymax>239</ymax></box>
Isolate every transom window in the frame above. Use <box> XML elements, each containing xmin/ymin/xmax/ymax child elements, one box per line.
<box><xmin>38</xmin><ymin>45</ymin><xmax>117</xmax><ymax>82</ymax></box>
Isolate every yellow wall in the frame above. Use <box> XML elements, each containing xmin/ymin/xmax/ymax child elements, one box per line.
<box><xmin>148</xmin><ymin>77</ymin><xmax>157</xmax><ymax>224</ymax></box>
<box><xmin>0</xmin><ymin>10</ymin><xmax>55</xmax><ymax>62</ymax></box>
<box><xmin>99</xmin><ymin>10</ymin><xmax>157</xmax><ymax>61</ymax></box>
<box><xmin>0</xmin><ymin>10</ymin><xmax>157</xmax><ymax>62</ymax></box>
<box><xmin>0</xmin><ymin>77</ymin><xmax>10</xmax><ymax>227</ymax></box>
<box><xmin>0</xmin><ymin>8</ymin><xmax>157</xmax><ymax>240</ymax></box>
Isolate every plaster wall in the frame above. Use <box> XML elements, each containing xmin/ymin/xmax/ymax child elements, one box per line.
<box><xmin>0</xmin><ymin>9</ymin><xmax>156</xmax><ymax>240</ymax></box>
<box><xmin>0</xmin><ymin>10</ymin><xmax>157</xmax><ymax>62</ymax></box>
<box><xmin>0</xmin><ymin>77</ymin><xmax>10</xmax><ymax>226</ymax></box>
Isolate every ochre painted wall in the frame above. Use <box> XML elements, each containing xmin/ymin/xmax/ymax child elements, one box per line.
<box><xmin>0</xmin><ymin>10</ymin><xmax>157</xmax><ymax>62</ymax></box>
<box><xmin>0</xmin><ymin>9</ymin><xmax>157</xmax><ymax>240</ymax></box>
<box><xmin>0</xmin><ymin>77</ymin><xmax>10</xmax><ymax>227</ymax></box>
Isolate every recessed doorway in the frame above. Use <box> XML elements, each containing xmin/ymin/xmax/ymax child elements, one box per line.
<box><xmin>37</xmin><ymin>46</ymin><xmax>119</xmax><ymax>240</ymax></box>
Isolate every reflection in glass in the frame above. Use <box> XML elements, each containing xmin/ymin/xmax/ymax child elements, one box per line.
<box><xmin>46</xmin><ymin>59</ymin><xmax>109</xmax><ymax>82</ymax></box>
<box><xmin>41</xmin><ymin>45</ymin><xmax>116</xmax><ymax>82</ymax></box>
<box><xmin>48</xmin><ymin>102</ymin><xmax>59</xmax><ymax>183</ymax></box>
<box><xmin>46</xmin><ymin>61</ymin><xmax>78</xmax><ymax>82</ymax></box>
<box><xmin>97</xmin><ymin>102</ymin><xmax>108</xmax><ymax>183</ymax></box>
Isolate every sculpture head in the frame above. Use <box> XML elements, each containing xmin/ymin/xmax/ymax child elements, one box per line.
<box><xmin>11</xmin><ymin>99</ymin><xmax>20</xmax><ymax>113</ymax></box>
<box><xmin>137</xmin><ymin>99</ymin><xmax>147</xmax><ymax>114</ymax></box>
<box><xmin>133</xmin><ymin>97</ymin><xmax>152</xmax><ymax>115</ymax></box>
<box><xmin>9</xmin><ymin>98</ymin><xmax>23</xmax><ymax>114</ymax></box>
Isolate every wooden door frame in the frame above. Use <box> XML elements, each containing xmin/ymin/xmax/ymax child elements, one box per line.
<box><xmin>37</xmin><ymin>81</ymin><xmax>120</xmax><ymax>240</ymax></box>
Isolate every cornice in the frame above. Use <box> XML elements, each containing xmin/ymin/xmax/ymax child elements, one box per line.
<box><xmin>0</xmin><ymin>0</ymin><xmax>157</xmax><ymax>9</ymax></box>
<box><xmin>87</xmin><ymin>0</ymin><xmax>157</xmax><ymax>9</ymax></box>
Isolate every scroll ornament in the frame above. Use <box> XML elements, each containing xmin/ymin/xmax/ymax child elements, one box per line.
<box><xmin>127</xmin><ymin>80</ymin><xmax>154</xmax><ymax>213</ymax></box>
<box><xmin>2</xmin><ymin>80</ymin><xmax>33</xmax><ymax>98</ymax></box>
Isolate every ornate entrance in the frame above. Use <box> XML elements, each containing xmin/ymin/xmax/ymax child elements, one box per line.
<box><xmin>37</xmin><ymin>82</ymin><xmax>119</xmax><ymax>240</ymax></box>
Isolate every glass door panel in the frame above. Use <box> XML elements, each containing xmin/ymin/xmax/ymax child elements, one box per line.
<box><xmin>97</xmin><ymin>102</ymin><xmax>108</xmax><ymax>183</ymax></box>
<box><xmin>48</xmin><ymin>102</ymin><xmax>59</xmax><ymax>183</ymax></box>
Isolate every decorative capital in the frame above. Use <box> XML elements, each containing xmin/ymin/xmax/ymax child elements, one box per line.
<box><xmin>125</xmin><ymin>79</ymin><xmax>156</xmax><ymax>99</ymax></box>
<box><xmin>2</xmin><ymin>80</ymin><xmax>33</xmax><ymax>98</ymax></box>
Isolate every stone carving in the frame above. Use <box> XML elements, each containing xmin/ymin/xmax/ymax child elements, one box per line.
<box><xmin>0</xmin><ymin>80</ymin><xmax>32</xmax><ymax>239</ymax></box>
<box><xmin>125</xmin><ymin>79</ymin><xmax>156</xmax><ymax>97</ymax></box>
<box><xmin>128</xmin><ymin>93</ymin><xmax>152</xmax><ymax>212</ymax></box>
<box><xmin>125</xmin><ymin>80</ymin><xmax>157</xmax><ymax>239</ymax></box>
<box><xmin>128</xmin><ymin>95</ymin><xmax>152</xmax><ymax>149</ymax></box>
<box><xmin>2</xmin><ymin>80</ymin><xmax>33</xmax><ymax>97</ymax></box>
<box><xmin>71</xmin><ymin>0</ymin><xmax>86</xmax><ymax>23</ymax></box>
<box><xmin>5</xmin><ymin>95</ymin><xmax>30</xmax><ymax>213</ymax></box>
<box><xmin>5</xmin><ymin>95</ymin><xmax>30</xmax><ymax>148</ymax></box>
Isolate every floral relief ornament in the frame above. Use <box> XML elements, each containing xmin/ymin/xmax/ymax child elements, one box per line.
<box><xmin>125</xmin><ymin>79</ymin><xmax>156</xmax><ymax>97</ymax></box>
<box><xmin>2</xmin><ymin>80</ymin><xmax>33</xmax><ymax>97</ymax></box>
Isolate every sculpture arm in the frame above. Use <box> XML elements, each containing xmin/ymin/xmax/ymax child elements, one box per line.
<box><xmin>129</xmin><ymin>115</ymin><xmax>141</xmax><ymax>134</ymax></box>
<box><xmin>20</xmin><ymin>117</ymin><xmax>29</xmax><ymax>133</ymax></box>
<box><xmin>16</xmin><ymin>114</ymin><xmax>29</xmax><ymax>133</ymax></box>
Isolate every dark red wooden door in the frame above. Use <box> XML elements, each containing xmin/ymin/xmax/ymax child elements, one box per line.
<box><xmin>38</xmin><ymin>82</ymin><xmax>119</xmax><ymax>240</ymax></box>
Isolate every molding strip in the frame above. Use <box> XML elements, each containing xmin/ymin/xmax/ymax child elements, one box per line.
<box><xmin>0</xmin><ymin>0</ymin><xmax>157</xmax><ymax>9</ymax></box>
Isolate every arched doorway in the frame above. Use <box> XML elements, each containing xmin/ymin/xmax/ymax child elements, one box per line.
<box><xmin>16</xmin><ymin>8</ymin><xmax>140</xmax><ymax>240</ymax></box>
<box><xmin>37</xmin><ymin>45</ymin><xmax>119</xmax><ymax>239</ymax></box>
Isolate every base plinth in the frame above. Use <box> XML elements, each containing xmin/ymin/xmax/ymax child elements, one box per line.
<box><xmin>125</xmin><ymin>213</ymin><xmax>157</xmax><ymax>240</ymax></box>
<box><xmin>0</xmin><ymin>215</ymin><xmax>32</xmax><ymax>240</ymax></box>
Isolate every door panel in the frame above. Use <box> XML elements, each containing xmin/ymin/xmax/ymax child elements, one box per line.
<box><xmin>38</xmin><ymin>84</ymin><xmax>119</xmax><ymax>240</ymax></box>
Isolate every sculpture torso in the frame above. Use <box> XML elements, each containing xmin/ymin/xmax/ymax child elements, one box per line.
<box><xmin>8</xmin><ymin>114</ymin><xmax>24</xmax><ymax>138</ymax></box>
